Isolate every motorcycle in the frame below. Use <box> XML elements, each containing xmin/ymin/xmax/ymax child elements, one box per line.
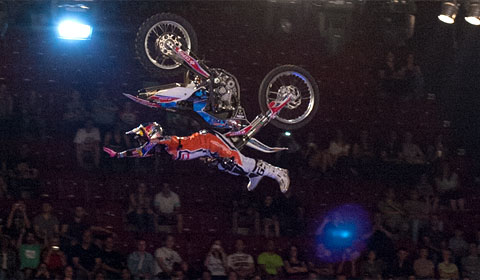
<box><xmin>131</xmin><ymin>13</ymin><xmax>320</xmax><ymax>153</ymax></box>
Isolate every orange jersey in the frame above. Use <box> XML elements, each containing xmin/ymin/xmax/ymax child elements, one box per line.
<box><xmin>159</xmin><ymin>131</ymin><xmax>243</xmax><ymax>165</ymax></box>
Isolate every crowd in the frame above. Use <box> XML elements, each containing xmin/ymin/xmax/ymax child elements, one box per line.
<box><xmin>0</xmin><ymin>44</ymin><xmax>478</xmax><ymax>280</ymax></box>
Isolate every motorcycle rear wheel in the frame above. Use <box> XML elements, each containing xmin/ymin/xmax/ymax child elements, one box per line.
<box><xmin>258</xmin><ymin>65</ymin><xmax>320</xmax><ymax>130</ymax></box>
<box><xmin>135</xmin><ymin>13</ymin><xmax>198</xmax><ymax>78</ymax></box>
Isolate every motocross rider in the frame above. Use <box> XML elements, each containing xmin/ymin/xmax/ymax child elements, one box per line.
<box><xmin>103</xmin><ymin>123</ymin><xmax>290</xmax><ymax>193</ymax></box>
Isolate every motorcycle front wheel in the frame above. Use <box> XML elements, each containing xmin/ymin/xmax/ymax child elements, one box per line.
<box><xmin>135</xmin><ymin>13</ymin><xmax>198</xmax><ymax>78</ymax></box>
<box><xmin>258</xmin><ymin>65</ymin><xmax>320</xmax><ymax>130</ymax></box>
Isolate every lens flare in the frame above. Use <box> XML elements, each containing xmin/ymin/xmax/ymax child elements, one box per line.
<box><xmin>315</xmin><ymin>204</ymin><xmax>371</xmax><ymax>263</ymax></box>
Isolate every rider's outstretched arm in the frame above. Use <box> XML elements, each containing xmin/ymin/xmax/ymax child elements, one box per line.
<box><xmin>103</xmin><ymin>146</ymin><xmax>154</xmax><ymax>158</ymax></box>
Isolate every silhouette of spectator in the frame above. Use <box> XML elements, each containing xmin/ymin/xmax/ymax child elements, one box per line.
<box><xmin>127</xmin><ymin>239</ymin><xmax>154</xmax><ymax>280</ymax></box>
<box><xmin>204</xmin><ymin>239</ymin><xmax>227</xmax><ymax>280</ymax></box>
<box><xmin>91</xmin><ymin>88</ymin><xmax>119</xmax><ymax>134</ymax></box>
<box><xmin>259</xmin><ymin>196</ymin><xmax>280</xmax><ymax>238</ymax></box>
<box><xmin>154</xmin><ymin>183</ymin><xmax>183</xmax><ymax>233</ymax></box>
<box><xmin>127</xmin><ymin>183</ymin><xmax>155</xmax><ymax>233</ymax></box>
<box><xmin>227</xmin><ymin>239</ymin><xmax>255</xmax><ymax>280</ymax></box>
<box><xmin>74</xmin><ymin>120</ymin><xmax>101</xmax><ymax>169</ymax></box>
<box><xmin>257</xmin><ymin>240</ymin><xmax>283</xmax><ymax>279</ymax></box>
<box><xmin>413</xmin><ymin>248</ymin><xmax>434</xmax><ymax>279</ymax></box>
<box><xmin>437</xmin><ymin>249</ymin><xmax>459</xmax><ymax>280</ymax></box>
<box><xmin>63</xmin><ymin>90</ymin><xmax>87</xmax><ymax>136</ymax></box>
<box><xmin>232</xmin><ymin>193</ymin><xmax>260</xmax><ymax>236</ymax></box>
<box><xmin>435</xmin><ymin>161</ymin><xmax>465</xmax><ymax>211</ymax></box>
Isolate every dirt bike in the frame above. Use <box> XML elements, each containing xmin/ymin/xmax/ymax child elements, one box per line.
<box><xmin>132</xmin><ymin>13</ymin><xmax>320</xmax><ymax>152</ymax></box>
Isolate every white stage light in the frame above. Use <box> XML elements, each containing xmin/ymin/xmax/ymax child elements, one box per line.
<box><xmin>57</xmin><ymin>20</ymin><xmax>92</xmax><ymax>40</ymax></box>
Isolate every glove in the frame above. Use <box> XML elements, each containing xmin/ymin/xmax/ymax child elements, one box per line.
<box><xmin>103</xmin><ymin>147</ymin><xmax>118</xmax><ymax>158</ymax></box>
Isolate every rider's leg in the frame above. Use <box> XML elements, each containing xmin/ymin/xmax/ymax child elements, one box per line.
<box><xmin>206</xmin><ymin>131</ymin><xmax>290</xmax><ymax>193</ymax></box>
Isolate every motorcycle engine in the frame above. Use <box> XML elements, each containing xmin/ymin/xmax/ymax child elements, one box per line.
<box><xmin>211</xmin><ymin>69</ymin><xmax>240</xmax><ymax>113</ymax></box>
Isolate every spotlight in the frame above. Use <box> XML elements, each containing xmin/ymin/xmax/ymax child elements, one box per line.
<box><xmin>284</xmin><ymin>131</ymin><xmax>291</xmax><ymax>136</ymax></box>
<box><xmin>465</xmin><ymin>3</ymin><xmax>480</xmax><ymax>25</ymax></box>
<box><xmin>438</xmin><ymin>1</ymin><xmax>459</xmax><ymax>24</ymax></box>
<box><xmin>55</xmin><ymin>3</ymin><xmax>93</xmax><ymax>40</ymax></box>
<box><xmin>57</xmin><ymin>20</ymin><xmax>92</xmax><ymax>40</ymax></box>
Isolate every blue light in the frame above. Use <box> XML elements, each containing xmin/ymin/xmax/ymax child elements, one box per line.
<box><xmin>315</xmin><ymin>204</ymin><xmax>371</xmax><ymax>263</ymax></box>
<box><xmin>57</xmin><ymin>20</ymin><xmax>92</xmax><ymax>40</ymax></box>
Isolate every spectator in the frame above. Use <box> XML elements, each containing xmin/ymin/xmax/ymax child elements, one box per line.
<box><xmin>71</xmin><ymin>230</ymin><xmax>102</xmax><ymax>280</ymax></box>
<box><xmin>278</xmin><ymin>190</ymin><xmax>305</xmax><ymax>236</ymax></box>
<box><xmin>448</xmin><ymin>228</ymin><xmax>469</xmax><ymax>263</ymax></box>
<box><xmin>461</xmin><ymin>243</ymin><xmax>480</xmax><ymax>279</ymax></box>
<box><xmin>34</xmin><ymin>262</ymin><xmax>51</xmax><ymax>280</ymax></box>
<box><xmin>321</xmin><ymin>129</ymin><xmax>351</xmax><ymax>174</ymax></box>
<box><xmin>302</xmin><ymin>132</ymin><xmax>320</xmax><ymax>172</ymax></box>
<box><xmin>94</xmin><ymin>271</ymin><xmax>106</xmax><ymax>280</ymax></box>
<box><xmin>352</xmin><ymin>130</ymin><xmax>376</xmax><ymax>178</ymax></box>
<box><xmin>403</xmin><ymin>189</ymin><xmax>430</xmax><ymax>244</ymax></box>
<box><xmin>154</xmin><ymin>183</ymin><xmax>183</xmax><ymax>233</ymax></box>
<box><xmin>386</xmin><ymin>248</ymin><xmax>413</xmax><ymax>279</ymax></box>
<box><xmin>418</xmin><ymin>235</ymin><xmax>442</xmax><ymax>265</ymax></box>
<box><xmin>63</xmin><ymin>265</ymin><xmax>74</xmax><ymax>280</ymax></box>
<box><xmin>435</xmin><ymin>161</ymin><xmax>465</xmax><ymax>211</ymax></box>
<box><xmin>74</xmin><ymin>119</ymin><xmax>101</xmax><ymax>169</ymax></box>
<box><xmin>43</xmin><ymin>236</ymin><xmax>67</xmax><ymax>278</ymax></box>
<box><xmin>283</xmin><ymin>245</ymin><xmax>308</xmax><ymax>279</ymax></box>
<box><xmin>377</xmin><ymin>188</ymin><xmax>406</xmax><ymax>233</ymax></box>
<box><xmin>231</xmin><ymin>193</ymin><xmax>260</xmax><ymax>236</ymax></box>
<box><xmin>101</xmin><ymin>236</ymin><xmax>125</xmax><ymax>280</ymax></box>
<box><xmin>227</xmin><ymin>239</ymin><xmax>255</xmax><ymax>280</ymax></box>
<box><xmin>378</xmin><ymin>51</ymin><xmax>402</xmax><ymax>97</ymax></box>
<box><xmin>257</xmin><ymin>240</ymin><xmax>283</xmax><ymax>279</ymax></box>
<box><xmin>359</xmin><ymin>250</ymin><xmax>384</xmax><ymax>279</ymax></box>
<box><xmin>437</xmin><ymin>249</ymin><xmax>459</xmax><ymax>280</ymax></box>
<box><xmin>366</xmin><ymin>213</ymin><xmax>396</xmax><ymax>266</ymax></box>
<box><xmin>153</xmin><ymin>235</ymin><xmax>182</xmax><ymax>279</ymax></box>
<box><xmin>61</xmin><ymin>206</ymin><xmax>92</xmax><ymax>246</ymax></box>
<box><xmin>127</xmin><ymin>239</ymin><xmax>154</xmax><ymax>280</ymax></box>
<box><xmin>399</xmin><ymin>132</ymin><xmax>425</xmax><ymax>165</ymax></box>
<box><xmin>0</xmin><ymin>235</ymin><xmax>18</xmax><ymax>279</ymax></box>
<box><xmin>204</xmin><ymin>239</ymin><xmax>228</xmax><ymax>280</ymax></box>
<box><xmin>62</xmin><ymin>90</ymin><xmax>87</xmax><ymax>135</ymax></box>
<box><xmin>202</xmin><ymin>271</ymin><xmax>212</xmax><ymax>280</ymax></box>
<box><xmin>398</xmin><ymin>53</ymin><xmax>424</xmax><ymax>99</ymax></box>
<box><xmin>11</xmin><ymin>144</ymin><xmax>39</xmax><ymax>199</ymax></box>
<box><xmin>127</xmin><ymin>183</ymin><xmax>155</xmax><ymax>233</ymax></box>
<box><xmin>426</xmin><ymin>134</ymin><xmax>448</xmax><ymax>165</ymax></box>
<box><xmin>17</xmin><ymin>230</ymin><xmax>43</xmax><ymax>279</ymax></box>
<box><xmin>259</xmin><ymin>195</ymin><xmax>280</xmax><ymax>238</ymax></box>
<box><xmin>415</xmin><ymin>174</ymin><xmax>438</xmax><ymax>211</ymax></box>
<box><xmin>90</xmin><ymin>88</ymin><xmax>119</xmax><ymax>133</ymax></box>
<box><xmin>227</xmin><ymin>271</ymin><xmax>238</xmax><ymax>280</ymax></box>
<box><xmin>381</xmin><ymin>130</ymin><xmax>402</xmax><ymax>163</ymax></box>
<box><xmin>309</xmin><ymin>259</ymin><xmax>334</xmax><ymax>279</ymax></box>
<box><xmin>121</xmin><ymin>268</ymin><xmax>132</xmax><ymax>280</ymax></box>
<box><xmin>118</xmin><ymin>102</ymin><xmax>139</xmax><ymax>131</ymax></box>
<box><xmin>33</xmin><ymin>202</ymin><xmax>59</xmax><ymax>241</ymax></box>
<box><xmin>413</xmin><ymin>248</ymin><xmax>434</xmax><ymax>279</ymax></box>
<box><xmin>307</xmin><ymin>271</ymin><xmax>319</xmax><ymax>280</ymax></box>
<box><xmin>180</xmin><ymin>261</ymin><xmax>199</xmax><ymax>280</ymax></box>
<box><xmin>5</xmin><ymin>200</ymin><xmax>31</xmax><ymax>239</ymax></box>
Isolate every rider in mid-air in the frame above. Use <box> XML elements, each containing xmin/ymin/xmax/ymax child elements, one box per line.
<box><xmin>103</xmin><ymin>122</ymin><xmax>290</xmax><ymax>193</ymax></box>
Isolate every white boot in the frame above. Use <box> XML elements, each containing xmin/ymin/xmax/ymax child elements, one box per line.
<box><xmin>247</xmin><ymin>160</ymin><xmax>290</xmax><ymax>193</ymax></box>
